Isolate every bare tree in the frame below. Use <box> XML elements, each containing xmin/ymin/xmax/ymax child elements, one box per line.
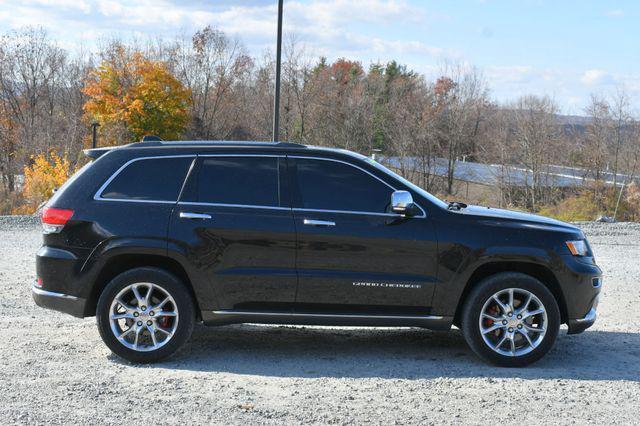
<box><xmin>434</xmin><ymin>63</ymin><xmax>490</xmax><ymax>194</ymax></box>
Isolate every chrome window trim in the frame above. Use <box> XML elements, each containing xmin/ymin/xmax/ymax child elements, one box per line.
<box><xmin>198</xmin><ymin>154</ymin><xmax>285</xmax><ymax>158</ymax></box>
<box><xmin>94</xmin><ymin>155</ymin><xmax>197</xmax><ymax>203</ymax></box>
<box><xmin>178</xmin><ymin>201</ymin><xmax>290</xmax><ymax>211</ymax></box>
<box><xmin>294</xmin><ymin>208</ymin><xmax>405</xmax><ymax>218</ymax></box>
<box><xmin>93</xmin><ymin>153</ymin><xmax>428</xmax><ymax>219</ymax></box>
<box><xmin>288</xmin><ymin>155</ymin><xmax>427</xmax><ymax>218</ymax></box>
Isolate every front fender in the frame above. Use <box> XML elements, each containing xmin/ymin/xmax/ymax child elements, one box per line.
<box><xmin>430</xmin><ymin>245</ymin><xmax>563</xmax><ymax>317</ymax></box>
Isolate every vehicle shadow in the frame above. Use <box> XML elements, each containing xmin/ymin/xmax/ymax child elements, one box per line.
<box><xmin>140</xmin><ymin>324</ymin><xmax>640</xmax><ymax>381</ymax></box>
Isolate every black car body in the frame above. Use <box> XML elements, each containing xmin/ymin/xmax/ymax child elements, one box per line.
<box><xmin>33</xmin><ymin>141</ymin><xmax>602</xmax><ymax>366</ymax></box>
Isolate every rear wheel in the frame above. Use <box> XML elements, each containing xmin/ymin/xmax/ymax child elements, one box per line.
<box><xmin>460</xmin><ymin>272</ymin><xmax>560</xmax><ymax>367</ymax></box>
<box><xmin>96</xmin><ymin>267</ymin><xmax>195</xmax><ymax>363</ymax></box>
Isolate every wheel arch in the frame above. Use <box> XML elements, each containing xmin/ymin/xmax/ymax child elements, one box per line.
<box><xmin>84</xmin><ymin>254</ymin><xmax>200</xmax><ymax>319</ymax></box>
<box><xmin>453</xmin><ymin>261</ymin><xmax>568</xmax><ymax>326</ymax></box>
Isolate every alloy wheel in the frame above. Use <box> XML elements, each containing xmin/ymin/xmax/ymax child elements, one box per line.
<box><xmin>108</xmin><ymin>282</ymin><xmax>179</xmax><ymax>352</ymax></box>
<box><xmin>478</xmin><ymin>287</ymin><xmax>547</xmax><ymax>357</ymax></box>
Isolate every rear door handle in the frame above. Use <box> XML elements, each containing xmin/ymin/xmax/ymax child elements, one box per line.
<box><xmin>303</xmin><ymin>219</ymin><xmax>336</xmax><ymax>227</ymax></box>
<box><xmin>179</xmin><ymin>212</ymin><xmax>212</xmax><ymax>220</ymax></box>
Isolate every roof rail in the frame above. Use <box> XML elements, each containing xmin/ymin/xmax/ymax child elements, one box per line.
<box><xmin>128</xmin><ymin>140</ymin><xmax>306</xmax><ymax>148</ymax></box>
<box><xmin>84</xmin><ymin>140</ymin><xmax>307</xmax><ymax>158</ymax></box>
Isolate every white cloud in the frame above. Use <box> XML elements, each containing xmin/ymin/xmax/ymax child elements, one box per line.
<box><xmin>487</xmin><ymin>65</ymin><xmax>534</xmax><ymax>83</ymax></box>
<box><xmin>22</xmin><ymin>0</ymin><xmax>91</xmax><ymax>14</ymax></box>
<box><xmin>580</xmin><ymin>69</ymin><xmax>615</xmax><ymax>87</ymax></box>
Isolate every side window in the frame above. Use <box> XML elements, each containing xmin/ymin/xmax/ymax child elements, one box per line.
<box><xmin>189</xmin><ymin>157</ymin><xmax>280</xmax><ymax>207</ymax></box>
<box><xmin>100</xmin><ymin>157</ymin><xmax>193</xmax><ymax>201</ymax></box>
<box><xmin>293</xmin><ymin>158</ymin><xmax>392</xmax><ymax>213</ymax></box>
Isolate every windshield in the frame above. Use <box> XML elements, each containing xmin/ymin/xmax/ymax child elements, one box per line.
<box><xmin>365</xmin><ymin>157</ymin><xmax>449</xmax><ymax>210</ymax></box>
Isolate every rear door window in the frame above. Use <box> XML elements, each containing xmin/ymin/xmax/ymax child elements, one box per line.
<box><xmin>186</xmin><ymin>156</ymin><xmax>281</xmax><ymax>207</ymax></box>
<box><xmin>100</xmin><ymin>157</ymin><xmax>193</xmax><ymax>201</ymax></box>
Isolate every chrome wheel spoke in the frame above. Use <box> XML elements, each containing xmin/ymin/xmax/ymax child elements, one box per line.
<box><xmin>131</xmin><ymin>285</ymin><xmax>145</xmax><ymax>306</ymax></box>
<box><xmin>110</xmin><ymin>312</ymin><xmax>134</xmax><ymax>320</ymax></box>
<box><xmin>482</xmin><ymin>323</ymin><xmax>505</xmax><ymax>334</ymax></box>
<box><xmin>523</xmin><ymin>308</ymin><xmax>545</xmax><ymax>319</ymax></box>
<box><xmin>492</xmin><ymin>296</ymin><xmax>509</xmax><ymax>314</ymax></box>
<box><xmin>147</xmin><ymin>325</ymin><xmax>158</xmax><ymax>346</ymax></box>
<box><xmin>153</xmin><ymin>297</ymin><xmax>171</xmax><ymax>310</ymax></box>
<box><xmin>518</xmin><ymin>294</ymin><xmax>533</xmax><ymax>314</ymax></box>
<box><xmin>494</xmin><ymin>333</ymin><xmax>508</xmax><ymax>350</ymax></box>
<box><xmin>482</xmin><ymin>313</ymin><xmax>502</xmax><ymax>322</ymax></box>
<box><xmin>155</xmin><ymin>326</ymin><xmax>172</xmax><ymax>336</ymax></box>
<box><xmin>155</xmin><ymin>310</ymin><xmax>177</xmax><ymax>318</ymax></box>
<box><xmin>116</xmin><ymin>297</ymin><xmax>136</xmax><ymax>311</ymax></box>
<box><xmin>508</xmin><ymin>288</ymin><xmax>515</xmax><ymax>312</ymax></box>
<box><xmin>509</xmin><ymin>334</ymin><xmax>516</xmax><ymax>355</ymax></box>
<box><xmin>133</xmin><ymin>326</ymin><xmax>142</xmax><ymax>349</ymax></box>
<box><xmin>118</xmin><ymin>327</ymin><xmax>134</xmax><ymax>340</ymax></box>
<box><xmin>144</xmin><ymin>284</ymin><xmax>154</xmax><ymax>308</ymax></box>
<box><xmin>524</xmin><ymin>323</ymin><xmax>545</xmax><ymax>333</ymax></box>
<box><xmin>519</xmin><ymin>330</ymin><xmax>534</xmax><ymax>347</ymax></box>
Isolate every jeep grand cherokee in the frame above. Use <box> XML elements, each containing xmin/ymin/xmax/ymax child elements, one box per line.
<box><xmin>33</xmin><ymin>140</ymin><xmax>602</xmax><ymax>366</ymax></box>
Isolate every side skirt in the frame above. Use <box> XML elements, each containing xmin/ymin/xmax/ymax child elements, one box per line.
<box><xmin>201</xmin><ymin>310</ymin><xmax>453</xmax><ymax>330</ymax></box>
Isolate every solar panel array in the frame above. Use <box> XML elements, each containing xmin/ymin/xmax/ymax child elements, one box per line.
<box><xmin>379</xmin><ymin>156</ymin><xmax>634</xmax><ymax>188</ymax></box>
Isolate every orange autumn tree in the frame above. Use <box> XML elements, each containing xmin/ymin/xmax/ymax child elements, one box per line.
<box><xmin>15</xmin><ymin>151</ymin><xmax>74</xmax><ymax>214</ymax></box>
<box><xmin>83</xmin><ymin>48</ymin><xmax>191</xmax><ymax>145</ymax></box>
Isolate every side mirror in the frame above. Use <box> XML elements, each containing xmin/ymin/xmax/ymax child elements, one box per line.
<box><xmin>391</xmin><ymin>190</ymin><xmax>415</xmax><ymax>215</ymax></box>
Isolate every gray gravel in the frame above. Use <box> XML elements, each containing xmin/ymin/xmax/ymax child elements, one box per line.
<box><xmin>0</xmin><ymin>216</ymin><xmax>639</xmax><ymax>425</ymax></box>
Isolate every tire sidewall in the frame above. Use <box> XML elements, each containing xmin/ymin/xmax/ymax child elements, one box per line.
<box><xmin>96</xmin><ymin>267</ymin><xmax>195</xmax><ymax>363</ymax></box>
<box><xmin>461</xmin><ymin>272</ymin><xmax>561</xmax><ymax>367</ymax></box>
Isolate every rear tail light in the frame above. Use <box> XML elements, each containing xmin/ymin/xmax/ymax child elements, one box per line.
<box><xmin>40</xmin><ymin>207</ymin><xmax>74</xmax><ymax>234</ymax></box>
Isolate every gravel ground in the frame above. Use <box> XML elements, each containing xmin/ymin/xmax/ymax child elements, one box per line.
<box><xmin>0</xmin><ymin>216</ymin><xmax>639</xmax><ymax>424</ymax></box>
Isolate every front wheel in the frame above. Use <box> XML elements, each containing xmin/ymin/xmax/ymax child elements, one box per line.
<box><xmin>460</xmin><ymin>272</ymin><xmax>560</xmax><ymax>367</ymax></box>
<box><xmin>96</xmin><ymin>267</ymin><xmax>195</xmax><ymax>363</ymax></box>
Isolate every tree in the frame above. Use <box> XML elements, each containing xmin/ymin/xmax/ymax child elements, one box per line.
<box><xmin>16</xmin><ymin>151</ymin><xmax>73</xmax><ymax>213</ymax></box>
<box><xmin>83</xmin><ymin>45</ymin><xmax>191</xmax><ymax>144</ymax></box>
<box><xmin>434</xmin><ymin>64</ymin><xmax>490</xmax><ymax>195</ymax></box>
<box><xmin>509</xmin><ymin>95</ymin><xmax>561</xmax><ymax>210</ymax></box>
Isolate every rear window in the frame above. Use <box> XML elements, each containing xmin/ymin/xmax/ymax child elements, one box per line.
<box><xmin>187</xmin><ymin>156</ymin><xmax>280</xmax><ymax>207</ymax></box>
<box><xmin>100</xmin><ymin>157</ymin><xmax>193</xmax><ymax>201</ymax></box>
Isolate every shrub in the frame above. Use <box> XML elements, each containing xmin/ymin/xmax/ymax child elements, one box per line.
<box><xmin>538</xmin><ymin>183</ymin><xmax>640</xmax><ymax>222</ymax></box>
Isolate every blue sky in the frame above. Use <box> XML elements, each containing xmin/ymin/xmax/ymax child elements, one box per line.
<box><xmin>0</xmin><ymin>0</ymin><xmax>638</xmax><ymax>114</ymax></box>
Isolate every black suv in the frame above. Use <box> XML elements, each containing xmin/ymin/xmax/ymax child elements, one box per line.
<box><xmin>33</xmin><ymin>141</ymin><xmax>601</xmax><ymax>366</ymax></box>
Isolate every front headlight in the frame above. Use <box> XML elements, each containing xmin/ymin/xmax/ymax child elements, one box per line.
<box><xmin>566</xmin><ymin>240</ymin><xmax>588</xmax><ymax>256</ymax></box>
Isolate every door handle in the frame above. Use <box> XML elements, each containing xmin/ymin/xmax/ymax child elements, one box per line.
<box><xmin>303</xmin><ymin>219</ymin><xmax>336</xmax><ymax>227</ymax></box>
<box><xmin>179</xmin><ymin>212</ymin><xmax>212</xmax><ymax>220</ymax></box>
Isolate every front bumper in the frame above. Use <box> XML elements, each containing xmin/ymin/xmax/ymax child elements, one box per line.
<box><xmin>32</xmin><ymin>284</ymin><xmax>87</xmax><ymax>318</ymax></box>
<box><xmin>567</xmin><ymin>292</ymin><xmax>599</xmax><ymax>334</ymax></box>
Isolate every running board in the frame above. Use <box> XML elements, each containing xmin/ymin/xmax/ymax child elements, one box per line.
<box><xmin>201</xmin><ymin>310</ymin><xmax>453</xmax><ymax>330</ymax></box>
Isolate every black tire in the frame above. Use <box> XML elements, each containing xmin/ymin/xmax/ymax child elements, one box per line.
<box><xmin>96</xmin><ymin>267</ymin><xmax>195</xmax><ymax>363</ymax></box>
<box><xmin>460</xmin><ymin>272</ymin><xmax>560</xmax><ymax>367</ymax></box>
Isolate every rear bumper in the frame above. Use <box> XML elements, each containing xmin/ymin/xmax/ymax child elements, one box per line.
<box><xmin>32</xmin><ymin>284</ymin><xmax>86</xmax><ymax>318</ymax></box>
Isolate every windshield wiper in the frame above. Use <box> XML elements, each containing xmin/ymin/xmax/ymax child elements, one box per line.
<box><xmin>447</xmin><ymin>201</ymin><xmax>468</xmax><ymax>210</ymax></box>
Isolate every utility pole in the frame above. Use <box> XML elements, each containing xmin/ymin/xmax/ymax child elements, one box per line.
<box><xmin>272</xmin><ymin>0</ymin><xmax>284</xmax><ymax>142</ymax></box>
<box><xmin>91</xmin><ymin>122</ymin><xmax>100</xmax><ymax>148</ymax></box>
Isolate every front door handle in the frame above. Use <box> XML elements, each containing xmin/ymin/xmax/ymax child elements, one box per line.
<box><xmin>303</xmin><ymin>219</ymin><xmax>336</xmax><ymax>227</ymax></box>
<box><xmin>179</xmin><ymin>212</ymin><xmax>212</xmax><ymax>220</ymax></box>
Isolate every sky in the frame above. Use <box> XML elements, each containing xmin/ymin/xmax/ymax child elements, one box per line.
<box><xmin>0</xmin><ymin>0</ymin><xmax>638</xmax><ymax>114</ymax></box>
